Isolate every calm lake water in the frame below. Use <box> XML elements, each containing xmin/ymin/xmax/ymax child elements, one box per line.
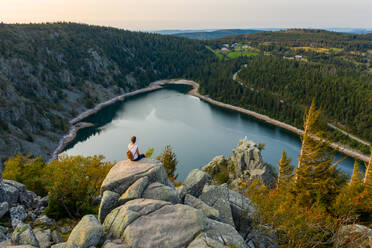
<box><xmin>64</xmin><ymin>85</ymin><xmax>355</xmax><ymax>180</ymax></box>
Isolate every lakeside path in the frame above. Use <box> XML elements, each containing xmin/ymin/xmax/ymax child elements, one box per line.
<box><xmin>162</xmin><ymin>79</ymin><xmax>369</xmax><ymax>163</ymax></box>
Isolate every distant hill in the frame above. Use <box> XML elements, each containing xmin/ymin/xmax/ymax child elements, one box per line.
<box><xmin>154</xmin><ymin>28</ymin><xmax>372</xmax><ymax>38</ymax></box>
<box><xmin>216</xmin><ymin>29</ymin><xmax>372</xmax><ymax>51</ymax></box>
<box><xmin>0</xmin><ymin>23</ymin><xmax>215</xmax><ymax>162</ymax></box>
<box><xmin>153</xmin><ymin>29</ymin><xmax>217</xmax><ymax>35</ymax></box>
<box><xmin>172</xmin><ymin>29</ymin><xmax>264</xmax><ymax>40</ymax></box>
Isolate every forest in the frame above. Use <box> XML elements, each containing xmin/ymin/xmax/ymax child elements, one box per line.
<box><xmin>0</xmin><ymin>23</ymin><xmax>370</xmax><ymax>161</ymax></box>
<box><xmin>197</xmin><ymin>30</ymin><xmax>372</xmax><ymax>152</ymax></box>
<box><xmin>0</xmin><ymin>22</ymin><xmax>216</xmax><ymax>161</ymax></box>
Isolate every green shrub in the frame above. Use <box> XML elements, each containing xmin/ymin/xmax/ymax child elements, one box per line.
<box><xmin>44</xmin><ymin>155</ymin><xmax>112</xmax><ymax>219</ymax></box>
<box><xmin>216</xmin><ymin>172</ymin><xmax>229</xmax><ymax>184</ymax></box>
<box><xmin>258</xmin><ymin>142</ymin><xmax>266</xmax><ymax>151</ymax></box>
<box><xmin>3</xmin><ymin>154</ymin><xmax>47</xmax><ymax>196</ymax></box>
<box><xmin>145</xmin><ymin>148</ymin><xmax>154</xmax><ymax>158</ymax></box>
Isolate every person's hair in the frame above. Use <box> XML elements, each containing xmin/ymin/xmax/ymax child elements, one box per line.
<box><xmin>131</xmin><ymin>136</ymin><xmax>136</xmax><ymax>143</ymax></box>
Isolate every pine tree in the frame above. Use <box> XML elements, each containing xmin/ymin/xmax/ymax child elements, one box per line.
<box><xmin>364</xmin><ymin>147</ymin><xmax>372</xmax><ymax>193</ymax></box>
<box><xmin>294</xmin><ymin>100</ymin><xmax>345</xmax><ymax>206</ymax></box>
<box><xmin>160</xmin><ymin>145</ymin><xmax>178</xmax><ymax>181</ymax></box>
<box><xmin>277</xmin><ymin>150</ymin><xmax>294</xmax><ymax>189</ymax></box>
<box><xmin>350</xmin><ymin>160</ymin><xmax>363</xmax><ymax>186</ymax></box>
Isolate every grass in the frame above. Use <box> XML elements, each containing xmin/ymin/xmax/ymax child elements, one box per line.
<box><xmin>292</xmin><ymin>46</ymin><xmax>343</xmax><ymax>54</ymax></box>
<box><xmin>206</xmin><ymin>45</ymin><xmax>225</xmax><ymax>60</ymax></box>
<box><xmin>206</xmin><ymin>44</ymin><xmax>259</xmax><ymax>60</ymax></box>
<box><xmin>227</xmin><ymin>51</ymin><xmax>258</xmax><ymax>58</ymax></box>
<box><xmin>215</xmin><ymin>52</ymin><xmax>224</xmax><ymax>60</ymax></box>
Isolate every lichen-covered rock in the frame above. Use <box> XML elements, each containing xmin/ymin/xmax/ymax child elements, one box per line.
<box><xmin>335</xmin><ymin>224</ymin><xmax>372</xmax><ymax>248</ymax></box>
<box><xmin>33</xmin><ymin>196</ymin><xmax>48</xmax><ymax>209</ymax></box>
<box><xmin>199</xmin><ymin>184</ymin><xmax>234</xmax><ymax>226</ymax></box>
<box><xmin>10</xmin><ymin>205</ymin><xmax>27</xmax><ymax>228</ymax></box>
<box><xmin>98</xmin><ymin>191</ymin><xmax>119</xmax><ymax>223</ymax></box>
<box><xmin>11</xmin><ymin>223</ymin><xmax>39</xmax><ymax>247</ymax></box>
<box><xmin>141</xmin><ymin>182</ymin><xmax>180</xmax><ymax>204</ymax></box>
<box><xmin>20</xmin><ymin>191</ymin><xmax>37</xmax><ymax>209</ymax></box>
<box><xmin>51</xmin><ymin>230</ymin><xmax>63</xmax><ymax>244</ymax></box>
<box><xmin>188</xmin><ymin>236</ymin><xmax>229</xmax><ymax>248</ymax></box>
<box><xmin>184</xmin><ymin>194</ymin><xmax>219</xmax><ymax>219</ymax></box>
<box><xmin>103</xmin><ymin>199</ymin><xmax>171</xmax><ymax>238</ymax></box>
<box><xmin>0</xmin><ymin>225</ymin><xmax>7</xmax><ymax>241</ymax></box>
<box><xmin>0</xmin><ymin>201</ymin><xmax>9</xmax><ymax>219</ymax></box>
<box><xmin>180</xmin><ymin>169</ymin><xmax>211</xmax><ymax>199</ymax></box>
<box><xmin>102</xmin><ymin>197</ymin><xmax>247</xmax><ymax>248</ymax></box>
<box><xmin>3</xmin><ymin>245</ymin><xmax>38</xmax><ymax>248</ymax></box>
<box><xmin>117</xmin><ymin>176</ymin><xmax>149</xmax><ymax>205</ymax></box>
<box><xmin>67</xmin><ymin>215</ymin><xmax>103</xmax><ymax>248</ymax></box>
<box><xmin>122</xmin><ymin>203</ymin><xmax>206</xmax><ymax>248</ymax></box>
<box><xmin>204</xmin><ymin>218</ymin><xmax>248</xmax><ymax>248</ymax></box>
<box><xmin>3</xmin><ymin>183</ymin><xmax>19</xmax><ymax>205</ymax></box>
<box><xmin>100</xmin><ymin>159</ymin><xmax>171</xmax><ymax>196</ymax></box>
<box><xmin>34</xmin><ymin>228</ymin><xmax>52</xmax><ymax>248</ymax></box>
<box><xmin>102</xmin><ymin>240</ymin><xmax>131</xmax><ymax>248</ymax></box>
<box><xmin>244</xmin><ymin>225</ymin><xmax>277</xmax><ymax>248</ymax></box>
<box><xmin>231</xmin><ymin>138</ymin><xmax>276</xmax><ymax>187</ymax></box>
<box><xmin>34</xmin><ymin>215</ymin><xmax>56</xmax><ymax>226</ymax></box>
<box><xmin>228</xmin><ymin>189</ymin><xmax>255</xmax><ymax>234</ymax></box>
<box><xmin>50</xmin><ymin>243</ymin><xmax>71</xmax><ymax>248</ymax></box>
<box><xmin>59</xmin><ymin>226</ymin><xmax>72</xmax><ymax>234</ymax></box>
<box><xmin>3</xmin><ymin>180</ymin><xmax>26</xmax><ymax>193</ymax></box>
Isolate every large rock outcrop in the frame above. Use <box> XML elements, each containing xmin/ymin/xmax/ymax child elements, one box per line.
<box><xmin>67</xmin><ymin>215</ymin><xmax>104</xmax><ymax>248</ymax></box>
<box><xmin>231</xmin><ymin>139</ymin><xmax>276</xmax><ymax>187</ymax></box>
<box><xmin>141</xmin><ymin>182</ymin><xmax>180</xmax><ymax>204</ymax></box>
<box><xmin>177</xmin><ymin>169</ymin><xmax>211</xmax><ymax>200</ymax></box>
<box><xmin>202</xmin><ymin>138</ymin><xmax>277</xmax><ymax>190</ymax></box>
<box><xmin>83</xmin><ymin>159</ymin><xmax>250</xmax><ymax>247</ymax></box>
<box><xmin>101</xmin><ymin>159</ymin><xmax>172</xmax><ymax>195</ymax></box>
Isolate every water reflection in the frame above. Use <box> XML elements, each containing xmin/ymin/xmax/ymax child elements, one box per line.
<box><xmin>64</xmin><ymin>85</ymin><xmax>355</xmax><ymax>180</ymax></box>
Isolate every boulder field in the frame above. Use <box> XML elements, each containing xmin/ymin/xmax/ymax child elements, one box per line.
<box><xmin>52</xmin><ymin>157</ymin><xmax>276</xmax><ymax>248</ymax></box>
<box><xmin>1</xmin><ymin>138</ymin><xmax>371</xmax><ymax>248</ymax></box>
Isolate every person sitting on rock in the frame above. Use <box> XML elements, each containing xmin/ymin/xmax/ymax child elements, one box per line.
<box><xmin>128</xmin><ymin>136</ymin><xmax>145</xmax><ymax>161</ymax></box>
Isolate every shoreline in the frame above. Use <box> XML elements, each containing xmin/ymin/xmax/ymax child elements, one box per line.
<box><xmin>49</xmin><ymin>81</ymin><xmax>166</xmax><ymax>162</ymax></box>
<box><xmin>51</xmin><ymin>78</ymin><xmax>369</xmax><ymax>163</ymax></box>
<box><xmin>162</xmin><ymin>79</ymin><xmax>369</xmax><ymax>163</ymax></box>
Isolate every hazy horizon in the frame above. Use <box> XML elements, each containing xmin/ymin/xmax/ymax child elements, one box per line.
<box><xmin>1</xmin><ymin>0</ymin><xmax>372</xmax><ymax>31</ymax></box>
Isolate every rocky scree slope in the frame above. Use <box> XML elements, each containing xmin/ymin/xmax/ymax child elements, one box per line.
<box><xmin>0</xmin><ymin>23</ymin><xmax>214</xmax><ymax>162</ymax></box>
<box><xmin>61</xmin><ymin>158</ymin><xmax>269</xmax><ymax>248</ymax></box>
<box><xmin>1</xmin><ymin>139</ymin><xmax>372</xmax><ymax>247</ymax></box>
<box><xmin>0</xmin><ymin>162</ymin><xmax>61</xmax><ymax>248</ymax></box>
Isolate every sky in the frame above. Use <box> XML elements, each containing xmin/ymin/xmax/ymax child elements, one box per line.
<box><xmin>1</xmin><ymin>0</ymin><xmax>372</xmax><ymax>31</ymax></box>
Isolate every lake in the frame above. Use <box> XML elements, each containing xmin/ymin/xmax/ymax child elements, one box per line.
<box><xmin>64</xmin><ymin>85</ymin><xmax>355</xmax><ymax>180</ymax></box>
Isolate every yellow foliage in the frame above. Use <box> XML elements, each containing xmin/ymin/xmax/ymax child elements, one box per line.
<box><xmin>247</xmin><ymin>180</ymin><xmax>344</xmax><ymax>247</ymax></box>
<box><xmin>44</xmin><ymin>154</ymin><xmax>112</xmax><ymax>219</ymax></box>
<box><xmin>3</xmin><ymin>154</ymin><xmax>47</xmax><ymax>196</ymax></box>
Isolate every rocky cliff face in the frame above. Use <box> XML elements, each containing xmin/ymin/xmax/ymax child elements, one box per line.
<box><xmin>202</xmin><ymin>138</ymin><xmax>277</xmax><ymax>190</ymax></box>
<box><xmin>0</xmin><ymin>23</ymin><xmax>212</xmax><ymax>163</ymax></box>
